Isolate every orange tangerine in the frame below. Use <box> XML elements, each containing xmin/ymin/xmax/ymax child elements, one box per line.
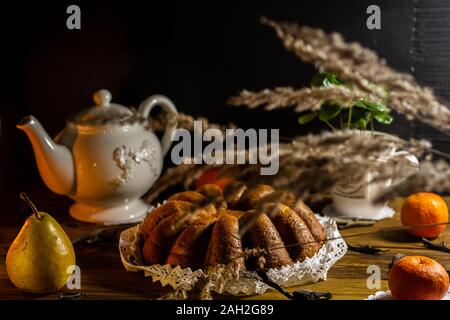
<box><xmin>401</xmin><ymin>192</ymin><xmax>448</xmax><ymax>238</ymax></box>
<box><xmin>389</xmin><ymin>255</ymin><xmax>449</xmax><ymax>300</ymax></box>
<box><xmin>195</xmin><ymin>168</ymin><xmax>233</xmax><ymax>190</ymax></box>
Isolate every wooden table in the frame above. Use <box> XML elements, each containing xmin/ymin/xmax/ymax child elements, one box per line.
<box><xmin>1</xmin><ymin>192</ymin><xmax>449</xmax><ymax>300</ymax></box>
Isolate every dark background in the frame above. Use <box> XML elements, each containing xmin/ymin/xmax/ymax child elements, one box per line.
<box><xmin>1</xmin><ymin>0</ymin><xmax>450</xmax><ymax>212</ymax></box>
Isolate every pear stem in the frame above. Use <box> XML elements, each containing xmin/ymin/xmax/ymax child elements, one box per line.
<box><xmin>20</xmin><ymin>192</ymin><xmax>41</xmax><ymax>220</ymax></box>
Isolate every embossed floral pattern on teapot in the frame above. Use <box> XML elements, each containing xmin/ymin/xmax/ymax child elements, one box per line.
<box><xmin>17</xmin><ymin>89</ymin><xmax>178</xmax><ymax>224</ymax></box>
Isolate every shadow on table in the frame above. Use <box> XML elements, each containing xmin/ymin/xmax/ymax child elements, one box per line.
<box><xmin>378</xmin><ymin>229</ymin><xmax>420</xmax><ymax>244</ymax></box>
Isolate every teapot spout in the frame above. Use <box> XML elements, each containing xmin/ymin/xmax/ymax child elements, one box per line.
<box><xmin>17</xmin><ymin>115</ymin><xmax>75</xmax><ymax>196</ymax></box>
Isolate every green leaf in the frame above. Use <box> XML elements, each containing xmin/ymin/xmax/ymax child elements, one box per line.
<box><xmin>354</xmin><ymin>100</ymin><xmax>389</xmax><ymax>114</ymax></box>
<box><xmin>319</xmin><ymin>104</ymin><xmax>341</xmax><ymax>121</ymax></box>
<box><xmin>374</xmin><ymin>113</ymin><xmax>394</xmax><ymax>124</ymax></box>
<box><xmin>311</xmin><ymin>72</ymin><xmax>343</xmax><ymax>87</ymax></box>
<box><xmin>356</xmin><ymin>118</ymin><xmax>367</xmax><ymax>130</ymax></box>
<box><xmin>298</xmin><ymin>112</ymin><xmax>318</xmax><ymax>125</ymax></box>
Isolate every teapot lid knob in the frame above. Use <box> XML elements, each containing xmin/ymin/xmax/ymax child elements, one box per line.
<box><xmin>93</xmin><ymin>89</ymin><xmax>112</xmax><ymax>107</ymax></box>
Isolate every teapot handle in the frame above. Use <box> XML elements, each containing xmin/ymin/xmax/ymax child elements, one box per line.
<box><xmin>138</xmin><ymin>95</ymin><xmax>178</xmax><ymax>156</ymax></box>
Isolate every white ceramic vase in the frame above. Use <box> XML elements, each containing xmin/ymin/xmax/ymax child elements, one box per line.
<box><xmin>331</xmin><ymin>131</ymin><xmax>419</xmax><ymax>219</ymax></box>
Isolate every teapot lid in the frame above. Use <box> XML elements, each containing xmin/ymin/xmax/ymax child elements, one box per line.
<box><xmin>72</xmin><ymin>89</ymin><xmax>142</xmax><ymax>125</ymax></box>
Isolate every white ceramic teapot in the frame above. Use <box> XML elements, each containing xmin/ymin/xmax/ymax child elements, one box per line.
<box><xmin>17</xmin><ymin>89</ymin><xmax>178</xmax><ymax>224</ymax></box>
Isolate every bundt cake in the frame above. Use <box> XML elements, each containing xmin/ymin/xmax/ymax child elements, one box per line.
<box><xmin>140</xmin><ymin>182</ymin><xmax>327</xmax><ymax>271</ymax></box>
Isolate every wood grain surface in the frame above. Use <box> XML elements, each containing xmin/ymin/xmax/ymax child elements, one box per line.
<box><xmin>0</xmin><ymin>194</ymin><xmax>449</xmax><ymax>300</ymax></box>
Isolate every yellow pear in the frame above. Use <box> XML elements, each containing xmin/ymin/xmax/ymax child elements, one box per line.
<box><xmin>6</xmin><ymin>193</ymin><xmax>76</xmax><ymax>294</ymax></box>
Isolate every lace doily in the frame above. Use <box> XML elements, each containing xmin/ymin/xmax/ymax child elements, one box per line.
<box><xmin>119</xmin><ymin>215</ymin><xmax>347</xmax><ymax>295</ymax></box>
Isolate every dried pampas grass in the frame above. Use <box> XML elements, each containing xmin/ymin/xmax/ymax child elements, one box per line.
<box><xmin>221</xmin><ymin>131</ymin><xmax>430</xmax><ymax>200</ymax></box>
<box><xmin>374</xmin><ymin>159</ymin><xmax>450</xmax><ymax>204</ymax></box>
<box><xmin>230</xmin><ymin>17</ymin><xmax>450</xmax><ymax>134</ymax></box>
<box><xmin>228</xmin><ymin>85</ymin><xmax>381</xmax><ymax>113</ymax></box>
<box><xmin>150</xmin><ymin>111</ymin><xmax>235</xmax><ymax>132</ymax></box>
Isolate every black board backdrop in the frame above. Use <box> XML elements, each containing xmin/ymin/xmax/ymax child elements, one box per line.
<box><xmin>1</xmin><ymin>0</ymin><xmax>449</xmax><ymax>210</ymax></box>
